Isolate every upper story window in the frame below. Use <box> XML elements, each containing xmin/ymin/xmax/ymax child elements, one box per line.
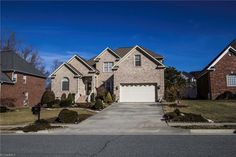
<box><xmin>227</xmin><ymin>75</ymin><xmax>236</xmax><ymax>87</ymax></box>
<box><xmin>12</xmin><ymin>73</ymin><xmax>17</xmax><ymax>83</ymax></box>
<box><xmin>23</xmin><ymin>75</ymin><xmax>27</xmax><ymax>84</ymax></box>
<box><xmin>62</xmin><ymin>77</ymin><xmax>69</xmax><ymax>91</ymax></box>
<box><xmin>103</xmin><ymin>62</ymin><xmax>113</xmax><ymax>72</ymax></box>
<box><xmin>135</xmin><ymin>55</ymin><xmax>141</xmax><ymax>66</ymax></box>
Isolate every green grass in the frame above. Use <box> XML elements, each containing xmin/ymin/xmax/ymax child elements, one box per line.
<box><xmin>0</xmin><ymin>108</ymin><xmax>96</xmax><ymax>125</ymax></box>
<box><xmin>163</xmin><ymin>100</ymin><xmax>236</xmax><ymax>123</ymax></box>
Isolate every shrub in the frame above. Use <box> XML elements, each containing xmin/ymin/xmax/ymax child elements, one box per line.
<box><xmin>53</xmin><ymin>99</ymin><xmax>61</xmax><ymax>105</ymax></box>
<box><xmin>165</xmin><ymin>87</ymin><xmax>178</xmax><ymax>102</ymax></box>
<box><xmin>216</xmin><ymin>91</ymin><xmax>235</xmax><ymax>100</ymax></box>
<box><xmin>92</xmin><ymin>99</ymin><xmax>104</xmax><ymax>110</ymax></box>
<box><xmin>112</xmin><ymin>94</ymin><xmax>116</xmax><ymax>102</ymax></box>
<box><xmin>90</xmin><ymin>93</ymin><xmax>95</xmax><ymax>102</ymax></box>
<box><xmin>105</xmin><ymin>92</ymin><xmax>113</xmax><ymax>104</ymax></box>
<box><xmin>59</xmin><ymin>99</ymin><xmax>72</xmax><ymax>107</ymax></box>
<box><xmin>61</xmin><ymin>93</ymin><xmax>67</xmax><ymax>101</ymax></box>
<box><xmin>174</xmin><ymin>109</ymin><xmax>181</xmax><ymax>116</ymax></box>
<box><xmin>41</xmin><ymin>91</ymin><xmax>55</xmax><ymax>107</ymax></box>
<box><xmin>67</xmin><ymin>93</ymin><xmax>74</xmax><ymax>105</ymax></box>
<box><xmin>0</xmin><ymin>106</ymin><xmax>8</xmax><ymax>113</ymax></box>
<box><xmin>96</xmin><ymin>86</ymin><xmax>107</xmax><ymax>101</ymax></box>
<box><xmin>0</xmin><ymin>98</ymin><xmax>16</xmax><ymax>107</ymax></box>
<box><xmin>57</xmin><ymin>109</ymin><xmax>79</xmax><ymax>123</ymax></box>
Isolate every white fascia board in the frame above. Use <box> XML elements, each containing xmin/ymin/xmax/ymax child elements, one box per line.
<box><xmin>94</xmin><ymin>47</ymin><xmax>120</xmax><ymax>61</ymax></box>
<box><xmin>207</xmin><ymin>46</ymin><xmax>236</xmax><ymax>70</ymax></box>
<box><xmin>49</xmin><ymin>62</ymin><xmax>67</xmax><ymax>78</ymax></box>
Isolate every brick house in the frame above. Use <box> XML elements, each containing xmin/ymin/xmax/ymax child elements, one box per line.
<box><xmin>0</xmin><ymin>50</ymin><xmax>46</xmax><ymax>107</ymax></box>
<box><xmin>50</xmin><ymin>45</ymin><xmax>165</xmax><ymax>103</ymax></box>
<box><xmin>197</xmin><ymin>39</ymin><xmax>236</xmax><ymax>99</ymax></box>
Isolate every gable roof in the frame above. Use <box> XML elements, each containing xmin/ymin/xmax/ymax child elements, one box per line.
<box><xmin>86</xmin><ymin>56</ymin><xmax>96</xmax><ymax>66</ymax></box>
<box><xmin>93</xmin><ymin>47</ymin><xmax>120</xmax><ymax>61</ymax></box>
<box><xmin>197</xmin><ymin>39</ymin><xmax>236</xmax><ymax>79</ymax></box>
<box><xmin>68</xmin><ymin>55</ymin><xmax>98</xmax><ymax>73</ymax></box>
<box><xmin>203</xmin><ymin>39</ymin><xmax>236</xmax><ymax>72</ymax></box>
<box><xmin>115</xmin><ymin>46</ymin><xmax>163</xmax><ymax>59</ymax></box>
<box><xmin>1</xmin><ymin>50</ymin><xmax>46</xmax><ymax>78</ymax></box>
<box><xmin>49</xmin><ymin>62</ymin><xmax>83</xmax><ymax>78</ymax></box>
<box><xmin>112</xmin><ymin>45</ymin><xmax>165</xmax><ymax>69</ymax></box>
<box><xmin>0</xmin><ymin>71</ymin><xmax>13</xmax><ymax>84</ymax></box>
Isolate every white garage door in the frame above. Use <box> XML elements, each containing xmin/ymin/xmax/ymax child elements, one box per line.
<box><xmin>120</xmin><ymin>84</ymin><xmax>156</xmax><ymax>102</ymax></box>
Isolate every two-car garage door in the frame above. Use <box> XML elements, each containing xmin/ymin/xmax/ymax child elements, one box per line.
<box><xmin>120</xmin><ymin>84</ymin><xmax>156</xmax><ymax>102</ymax></box>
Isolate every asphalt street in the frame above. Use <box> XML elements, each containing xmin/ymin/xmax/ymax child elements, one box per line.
<box><xmin>1</xmin><ymin>135</ymin><xmax>235</xmax><ymax>157</ymax></box>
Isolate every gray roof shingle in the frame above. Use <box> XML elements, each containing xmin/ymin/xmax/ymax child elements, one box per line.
<box><xmin>231</xmin><ymin>39</ymin><xmax>236</xmax><ymax>49</ymax></box>
<box><xmin>114</xmin><ymin>46</ymin><xmax>163</xmax><ymax>59</ymax></box>
<box><xmin>1</xmin><ymin>50</ymin><xmax>46</xmax><ymax>78</ymax></box>
<box><xmin>0</xmin><ymin>71</ymin><xmax>13</xmax><ymax>84</ymax></box>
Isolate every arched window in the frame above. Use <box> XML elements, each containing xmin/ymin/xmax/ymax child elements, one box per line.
<box><xmin>62</xmin><ymin>77</ymin><xmax>69</xmax><ymax>91</ymax></box>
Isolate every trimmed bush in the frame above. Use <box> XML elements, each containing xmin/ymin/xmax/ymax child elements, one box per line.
<box><xmin>61</xmin><ymin>93</ymin><xmax>67</xmax><ymax>101</ymax></box>
<box><xmin>41</xmin><ymin>91</ymin><xmax>55</xmax><ymax>107</ymax></box>
<box><xmin>90</xmin><ymin>93</ymin><xmax>95</xmax><ymax>102</ymax></box>
<box><xmin>59</xmin><ymin>99</ymin><xmax>72</xmax><ymax>107</ymax></box>
<box><xmin>92</xmin><ymin>99</ymin><xmax>104</xmax><ymax>110</ymax></box>
<box><xmin>57</xmin><ymin>109</ymin><xmax>79</xmax><ymax>123</ymax></box>
<box><xmin>67</xmin><ymin>93</ymin><xmax>74</xmax><ymax>105</ymax></box>
<box><xmin>216</xmin><ymin>91</ymin><xmax>236</xmax><ymax>100</ymax></box>
<box><xmin>0</xmin><ymin>106</ymin><xmax>8</xmax><ymax>113</ymax></box>
<box><xmin>105</xmin><ymin>92</ymin><xmax>113</xmax><ymax>104</ymax></box>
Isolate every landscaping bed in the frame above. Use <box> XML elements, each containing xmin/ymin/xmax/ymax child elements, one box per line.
<box><xmin>162</xmin><ymin>100</ymin><xmax>236</xmax><ymax>123</ymax></box>
<box><xmin>10</xmin><ymin>120</ymin><xmax>62</xmax><ymax>132</ymax></box>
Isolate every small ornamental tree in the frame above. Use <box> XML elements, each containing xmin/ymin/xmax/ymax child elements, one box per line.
<box><xmin>41</xmin><ymin>91</ymin><xmax>55</xmax><ymax>107</ymax></box>
<box><xmin>61</xmin><ymin>93</ymin><xmax>67</xmax><ymax>101</ymax></box>
<box><xmin>164</xmin><ymin>67</ymin><xmax>186</xmax><ymax>102</ymax></box>
<box><xmin>105</xmin><ymin>92</ymin><xmax>113</xmax><ymax>104</ymax></box>
<box><xmin>96</xmin><ymin>86</ymin><xmax>107</xmax><ymax>100</ymax></box>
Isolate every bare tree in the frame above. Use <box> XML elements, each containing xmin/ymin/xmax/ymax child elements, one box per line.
<box><xmin>51</xmin><ymin>59</ymin><xmax>63</xmax><ymax>72</ymax></box>
<box><xmin>1</xmin><ymin>32</ymin><xmax>48</xmax><ymax>75</ymax></box>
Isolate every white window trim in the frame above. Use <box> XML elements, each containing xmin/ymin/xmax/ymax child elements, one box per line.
<box><xmin>103</xmin><ymin>62</ymin><xmax>113</xmax><ymax>72</ymax></box>
<box><xmin>23</xmin><ymin>75</ymin><xmax>27</xmax><ymax>84</ymax></box>
<box><xmin>226</xmin><ymin>75</ymin><xmax>236</xmax><ymax>87</ymax></box>
<box><xmin>134</xmin><ymin>55</ymin><xmax>141</xmax><ymax>67</ymax></box>
<box><xmin>61</xmin><ymin>77</ymin><xmax>70</xmax><ymax>91</ymax></box>
<box><xmin>12</xmin><ymin>73</ymin><xmax>17</xmax><ymax>83</ymax></box>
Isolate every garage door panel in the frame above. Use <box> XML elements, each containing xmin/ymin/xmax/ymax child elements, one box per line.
<box><xmin>120</xmin><ymin>84</ymin><xmax>156</xmax><ymax>102</ymax></box>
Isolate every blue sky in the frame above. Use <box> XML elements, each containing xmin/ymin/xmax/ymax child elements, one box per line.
<box><xmin>1</xmin><ymin>1</ymin><xmax>236</xmax><ymax>72</ymax></box>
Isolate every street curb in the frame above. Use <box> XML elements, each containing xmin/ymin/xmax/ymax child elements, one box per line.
<box><xmin>190</xmin><ymin>129</ymin><xmax>235</xmax><ymax>134</ymax></box>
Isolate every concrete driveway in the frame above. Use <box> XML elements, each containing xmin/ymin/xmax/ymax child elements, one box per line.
<box><xmin>52</xmin><ymin>103</ymin><xmax>188</xmax><ymax>135</ymax></box>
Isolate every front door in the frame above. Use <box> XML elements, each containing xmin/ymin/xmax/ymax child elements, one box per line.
<box><xmin>86</xmin><ymin>81</ymin><xmax>92</xmax><ymax>95</ymax></box>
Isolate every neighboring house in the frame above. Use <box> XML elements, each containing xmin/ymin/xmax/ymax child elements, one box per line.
<box><xmin>0</xmin><ymin>50</ymin><xmax>46</xmax><ymax>107</ymax></box>
<box><xmin>180</xmin><ymin>72</ymin><xmax>197</xmax><ymax>99</ymax></box>
<box><xmin>196</xmin><ymin>39</ymin><xmax>236</xmax><ymax>99</ymax></box>
<box><xmin>50</xmin><ymin>45</ymin><xmax>165</xmax><ymax>103</ymax></box>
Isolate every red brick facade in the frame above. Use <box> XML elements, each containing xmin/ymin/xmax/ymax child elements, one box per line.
<box><xmin>1</xmin><ymin>72</ymin><xmax>45</xmax><ymax>107</ymax></box>
<box><xmin>197</xmin><ymin>50</ymin><xmax>236</xmax><ymax>99</ymax></box>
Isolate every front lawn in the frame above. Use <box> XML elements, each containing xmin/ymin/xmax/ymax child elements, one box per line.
<box><xmin>163</xmin><ymin>100</ymin><xmax>236</xmax><ymax>123</ymax></box>
<box><xmin>0</xmin><ymin>108</ymin><xmax>96</xmax><ymax>125</ymax></box>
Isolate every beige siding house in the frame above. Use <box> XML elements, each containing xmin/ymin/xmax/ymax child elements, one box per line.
<box><xmin>50</xmin><ymin>45</ymin><xmax>165</xmax><ymax>103</ymax></box>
